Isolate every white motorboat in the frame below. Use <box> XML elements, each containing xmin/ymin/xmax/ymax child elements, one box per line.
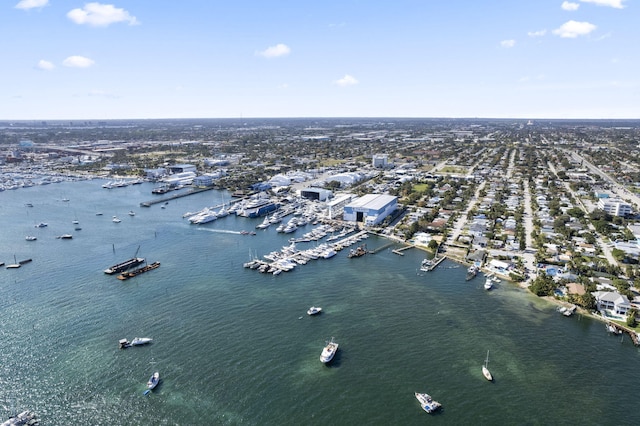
<box><xmin>307</xmin><ymin>306</ymin><xmax>322</xmax><ymax>316</ymax></box>
<box><xmin>484</xmin><ymin>278</ymin><xmax>493</xmax><ymax>290</ymax></box>
<box><xmin>144</xmin><ymin>371</ymin><xmax>160</xmax><ymax>395</ymax></box>
<box><xmin>414</xmin><ymin>392</ymin><xmax>442</xmax><ymax>413</ymax></box>
<box><xmin>128</xmin><ymin>210</ymin><xmax>135</xmax><ymax>216</ymax></box>
<box><xmin>320</xmin><ymin>337</ymin><xmax>338</xmax><ymax>363</ymax></box>
<box><xmin>25</xmin><ymin>236</ymin><xmax>37</xmax><ymax>241</ymax></box>
<box><xmin>482</xmin><ymin>350</ymin><xmax>493</xmax><ymax>381</ymax></box>
<box><xmin>112</xmin><ymin>216</ymin><xmax>121</xmax><ymax>223</ymax></box>
<box><xmin>130</xmin><ymin>337</ymin><xmax>153</xmax><ymax>346</ymax></box>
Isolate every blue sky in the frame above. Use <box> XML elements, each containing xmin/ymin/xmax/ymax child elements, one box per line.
<box><xmin>2</xmin><ymin>0</ymin><xmax>638</xmax><ymax>120</ymax></box>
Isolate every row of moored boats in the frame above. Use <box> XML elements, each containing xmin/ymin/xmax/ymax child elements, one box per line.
<box><xmin>244</xmin><ymin>231</ymin><xmax>369</xmax><ymax>275</ymax></box>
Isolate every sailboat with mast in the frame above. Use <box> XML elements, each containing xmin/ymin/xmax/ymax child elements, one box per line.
<box><xmin>482</xmin><ymin>350</ymin><xmax>493</xmax><ymax>381</ymax></box>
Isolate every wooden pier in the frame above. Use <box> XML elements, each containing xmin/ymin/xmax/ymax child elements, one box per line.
<box><xmin>392</xmin><ymin>245</ymin><xmax>414</xmax><ymax>256</ymax></box>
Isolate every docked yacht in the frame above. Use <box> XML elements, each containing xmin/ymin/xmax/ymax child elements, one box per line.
<box><xmin>466</xmin><ymin>264</ymin><xmax>479</xmax><ymax>281</ymax></box>
<box><xmin>320</xmin><ymin>337</ymin><xmax>338</xmax><ymax>364</ymax></box>
<box><xmin>484</xmin><ymin>278</ymin><xmax>493</xmax><ymax>290</ymax></box>
<box><xmin>256</xmin><ymin>217</ymin><xmax>271</xmax><ymax>229</ymax></box>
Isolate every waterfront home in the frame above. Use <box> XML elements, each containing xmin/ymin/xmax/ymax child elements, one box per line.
<box><xmin>593</xmin><ymin>291</ymin><xmax>632</xmax><ymax>317</ymax></box>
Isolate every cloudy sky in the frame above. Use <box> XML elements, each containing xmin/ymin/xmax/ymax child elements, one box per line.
<box><xmin>2</xmin><ymin>0</ymin><xmax>638</xmax><ymax>120</ymax></box>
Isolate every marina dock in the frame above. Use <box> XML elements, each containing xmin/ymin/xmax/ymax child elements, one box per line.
<box><xmin>139</xmin><ymin>186</ymin><xmax>217</xmax><ymax>207</ymax></box>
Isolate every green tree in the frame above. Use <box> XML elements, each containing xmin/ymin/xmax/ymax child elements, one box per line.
<box><xmin>529</xmin><ymin>273</ymin><xmax>556</xmax><ymax>296</ymax></box>
<box><xmin>626</xmin><ymin>308</ymin><xmax>637</xmax><ymax>327</ymax></box>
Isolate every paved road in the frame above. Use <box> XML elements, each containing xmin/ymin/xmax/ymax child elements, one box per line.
<box><xmin>446</xmin><ymin>180</ymin><xmax>486</xmax><ymax>246</ymax></box>
<box><xmin>567</xmin><ymin>149</ymin><xmax>640</xmax><ymax>209</ymax></box>
<box><xmin>548</xmin><ymin>160</ymin><xmax>618</xmax><ymax>267</ymax></box>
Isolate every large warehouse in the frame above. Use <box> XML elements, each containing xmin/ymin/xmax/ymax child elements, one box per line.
<box><xmin>343</xmin><ymin>194</ymin><xmax>397</xmax><ymax>226</ymax></box>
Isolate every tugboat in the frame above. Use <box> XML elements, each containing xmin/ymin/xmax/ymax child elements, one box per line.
<box><xmin>348</xmin><ymin>244</ymin><xmax>367</xmax><ymax>258</ymax></box>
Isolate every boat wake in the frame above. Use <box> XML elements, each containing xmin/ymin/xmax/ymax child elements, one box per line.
<box><xmin>198</xmin><ymin>229</ymin><xmax>243</xmax><ymax>235</ymax></box>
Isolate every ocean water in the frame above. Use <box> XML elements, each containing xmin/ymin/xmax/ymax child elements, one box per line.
<box><xmin>0</xmin><ymin>181</ymin><xmax>638</xmax><ymax>425</ymax></box>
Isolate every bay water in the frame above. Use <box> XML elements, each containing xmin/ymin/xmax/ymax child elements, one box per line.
<box><xmin>0</xmin><ymin>181</ymin><xmax>637</xmax><ymax>425</ymax></box>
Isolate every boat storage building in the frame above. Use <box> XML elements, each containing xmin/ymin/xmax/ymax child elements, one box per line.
<box><xmin>343</xmin><ymin>194</ymin><xmax>397</xmax><ymax>226</ymax></box>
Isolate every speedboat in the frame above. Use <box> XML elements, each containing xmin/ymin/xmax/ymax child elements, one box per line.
<box><xmin>34</xmin><ymin>222</ymin><xmax>48</xmax><ymax>228</ymax></box>
<box><xmin>112</xmin><ymin>216</ymin><xmax>121</xmax><ymax>223</ymax></box>
<box><xmin>307</xmin><ymin>306</ymin><xmax>322</xmax><ymax>316</ymax></box>
<box><xmin>484</xmin><ymin>278</ymin><xmax>493</xmax><ymax>290</ymax></box>
<box><xmin>414</xmin><ymin>392</ymin><xmax>442</xmax><ymax>413</ymax></box>
<box><xmin>320</xmin><ymin>337</ymin><xmax>338</xmax><ymax>363</ymax></box>
<box><xmin>128</xmin><ymin>210</ymin><xmax>135</xmax><ymax>216</ymax></box>
<box><xmin>131</xmin><ymin>337</ymin><xmax>153</xmax><ymax>346</ymax></box>
<box><xmin>25</xmin><ymin>236</ymin><xmax>37</xmax><ymax>241</ymax></box>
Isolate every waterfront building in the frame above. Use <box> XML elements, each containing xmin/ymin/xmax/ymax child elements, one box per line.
<box><xmin>164</xmin><ymin>171</ymin><xmax>196</xmax><ymax>186</ymax></box>
<box><xmin>326</xmin><ymin>193</ymin><xmax>354</xmax><ymax>219</ymax></box>
<box><xmin>299</xmin><ymin>187</ymin><xmax>332</xmax><ymax>201</ymax></box>
<box><xmin>145</xmin><ymin>167</ymin><xmax>167</xmax><ymax>180</ymax></box>
<box><xmin>193</xmin><ymin>175</ymin><xmax>214</xmax><ymax>187</ymax></box>
<box><xmin>593</xmin><ymin>291</ymin><xmax>632</xmax><ymax>316</ymax></box>
<box><xmin>168</xmin><ymin>164</ymin><xmax>197</xmax><ymax>174</ymax></box>
<box><xmin>343</xmin><ymin>194</ymin><xmax>397</xmax><ymax>226</ymax></box>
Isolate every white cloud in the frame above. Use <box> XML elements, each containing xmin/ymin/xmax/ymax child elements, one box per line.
<box><xmin>527</xmin><ymin>29</ymin><xmax>547</xmax><ymax>37</ymax></box>
<box><xmin>334</xmin><ymin>74</ymin><xmax>359</xmax><ymax>87</ymax></box>
<box><xmin>67</xmin><ymin>2</ymin><xmax>139</xmax><ymax>27</ymax></box>
<box><xmin>580</xmin><ymin>0</ymin><xmax>626</xmax><ymax>8</ymax></box>
<box><xmin>62</xmin><ymin>56</ymin><xmax>95</xmax><ymax>68</ymax></box>
<box><xmin>552</xmin><ymin>20</ymin><xmax>597</xmax><ymax>38</ymax></box>
<box><xmin>36</xmin><ymin>59</ymin><xmax>54</xmax><ymax>70</ymax></box>
<box><xmin>15</xmin><ymin>0</ymin><xmax>48</xmax><ymax>10</ymax></box>
<box><xmin>561</xmin><ymin>1</ymin><xmax>580</xmax><ymax>11</ymax></box>
<box><xmin>500</xmin><ymin>39</ymin><xmax>516</xmax><ymax>48</ymax></box>
<box><xmin>256</xmin><ymin>43</ymin><xmax>291</xmax><ymax>58</ymax></box>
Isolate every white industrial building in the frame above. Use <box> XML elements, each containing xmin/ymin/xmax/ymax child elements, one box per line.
<box><xmin>326</xmin><ymin>193</ymin><xmax>355</xmax><ymax>219</ymax></box>
<box><xmin>343</xmin><ymin>194</ymin><xmax>397</xmax><ymax>226</ymax></box>
<box><xmin>299</xmin><ymin>187</ymin><xmax>332</xmax><ymax>201</ymax></box>
<box><xmin>597</xmin><ymin>198</ymin><xmax>632</xmax><ymax>217</ymax></box>
<box><xmin>372</xmin><ymin>154</ymin><xmax>389</xmax><ymax>168</ymax></box>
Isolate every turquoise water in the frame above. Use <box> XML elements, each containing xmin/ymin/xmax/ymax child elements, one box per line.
<box><xmin>0</xmin><ymin>181</ymin><xmax>638</xmax><ymax>425</ymax></box>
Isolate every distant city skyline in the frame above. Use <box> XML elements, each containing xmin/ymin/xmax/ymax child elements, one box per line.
<box><xmin>3</xmin><ymin>0</ymin><xmax>638</xmax><ymax>120</ymax></box>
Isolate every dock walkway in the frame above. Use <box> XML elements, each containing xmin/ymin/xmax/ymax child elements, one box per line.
<box><xmin>607</xmin><ymin>321</ymin><xmax>640</xmax><ymax>345</ymax></box>
<box><xmin>139</xmin><ymin>187</ymin><xmax>217</xmax><ymax>207</ymax></box>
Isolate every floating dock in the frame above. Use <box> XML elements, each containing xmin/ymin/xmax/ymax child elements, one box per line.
<box><xmin>117</xmin><ymin>261</ymin><xmax>161</xmax><ymax>280</ymax></box>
